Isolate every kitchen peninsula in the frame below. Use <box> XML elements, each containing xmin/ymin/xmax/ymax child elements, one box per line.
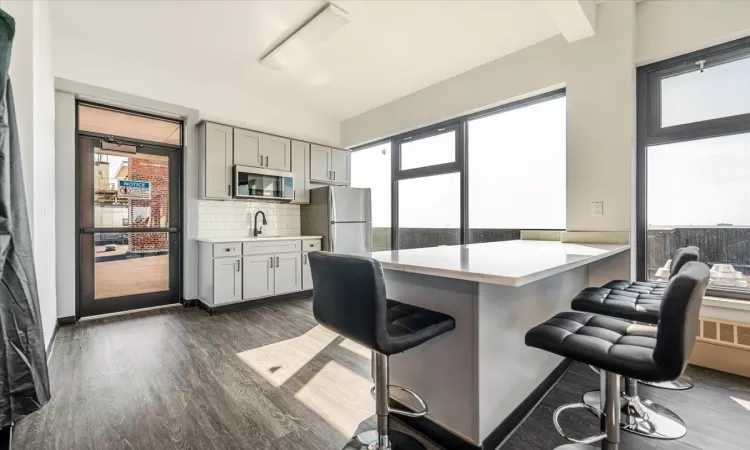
<box><xmin>368</xmin><ymin>239</ymin><xmax>630</xmax><ymax>447</ymax></box>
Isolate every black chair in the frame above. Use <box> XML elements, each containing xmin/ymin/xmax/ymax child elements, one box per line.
<box><xmin>308</xmin><ymin>251</ymin><xmax>456</xmax><ymax>450</ymax></box>
<box><xmin>570</xmin><ymin>246</ymin><xmax>699</xmax><ymax>440</ymax></box>
<box><xmin>525</xmin><ymin>261</ymin><xmax>709</xmax><ymax>450</ymax></box>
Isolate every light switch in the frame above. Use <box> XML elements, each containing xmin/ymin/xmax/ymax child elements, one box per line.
<box><xmin>591</xmin><ymin>202</ymin><xmax>604</xmax><ymax>217</ymax></box>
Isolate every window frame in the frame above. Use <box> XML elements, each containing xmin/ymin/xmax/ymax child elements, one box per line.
<box><xmin>350</xmin><ymin>88</ymin><xmax>566</xmax><ymax>250</ymax></box>
<box><xmin>636</xmin><ymin>35</ymin><xmax>750</xmax><ymax>301</ymax></box>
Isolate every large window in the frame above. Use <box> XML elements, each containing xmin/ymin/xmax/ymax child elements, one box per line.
<box><xmin>350</xmin><ymin>142</ymin><xmax>392</xmax><ymax>251</ymax></box>
<box><xmin>638</xmin><ymin>37</ymin><xmax>750</xmax><ymax>299</ymax></box>
<box><xmin>350</xmin><ymin>89</ymin><xmax>566</xmax><ymax>252</ymax></box>
<box><xmin>467</xmin><ymin>96</ymin><xmax>566</xmax><ymax>243</ymax></box>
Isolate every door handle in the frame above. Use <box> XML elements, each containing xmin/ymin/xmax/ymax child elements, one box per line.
<box><xmin>328</xmin><ymin>170</ymin><xmax>331</xmax><ymax>180</ymax></box>
<box><xmin>269</xmin><ymin>257</ymin><xmax>273</xmax><ymax>268</ymax></box>
<box><xmin>275</xmin><ymin>256</ymin><xmax>280</xmax><ymax>267</ymax></box>
<box><xmin>304</xmin><ymin>254</ymin><xmax>308</xmax><ymax>264</ymax></box>
<box><xmin>265</xmin><ymin>156</ymin><xmax>269</xmax><ymax>167</ymax></box>
<box><xmin>333</xmin><ymin>171</ymin><xmax>336</xmax><ymax>181</ymax></box>
<box><xmin>259</xmin><ymin>154</ymin><xmax>262</xmax><ymax>165</ymax></box>
<box><xmin>236</xmin><ymin>260</ymin><xmax>240</xmax><ymax>272</ymax></box>
<box><xmin>228</xmin><ymin>184</ymin><xmax>231</xmax><ymax>195</ymax></box>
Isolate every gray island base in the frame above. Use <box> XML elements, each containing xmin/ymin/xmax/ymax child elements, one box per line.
<box><xmin>368</xmin><ymin>240</ymin><xmax>630</xmax><ymax>447</ymax></box>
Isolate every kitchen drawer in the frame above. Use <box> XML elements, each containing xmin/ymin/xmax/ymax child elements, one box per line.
<box><xmin>243</xmin><ymin>240</ymin><xmax>301</xmax><ymax>256</ymax></box>
<box><xmin>213</xmin><ymin>243</ymin><xmax>241</xmax><ymax>257</ymax></box>
<box><xmin>302</xmin><ymin>239</ymin><xmax>321</xmax><ymax>252</ymax></box>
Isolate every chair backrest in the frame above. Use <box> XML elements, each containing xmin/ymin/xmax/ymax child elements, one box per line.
<box><xmin>653</xmin><ymin>261</ymin><xmax>709</xmax><ymax>380</ymax></box>
<box><xmin>307</xmin><ymin>251</ymin><xmax>388</xmax><ymax>352</ymax></box>
<box><xmin>669</xmin><ymin>246</ymin><xmax>699</xmax><ymax>279</ymax></box>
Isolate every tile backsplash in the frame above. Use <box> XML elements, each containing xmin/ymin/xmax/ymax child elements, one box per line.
<box><xmin>198</xmin><ymin>200</ymin><xmax>301</xmax><ymax>238</ymax></box>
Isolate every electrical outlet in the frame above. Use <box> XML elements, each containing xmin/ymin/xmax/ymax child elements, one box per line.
<box><xmin>591</xmin><ymin>202</ymin><xmax>604</xmax><ymax>217</ymax></box>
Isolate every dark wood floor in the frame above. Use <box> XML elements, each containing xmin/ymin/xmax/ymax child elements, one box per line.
<box><xmin>14</xmin><ymin>299</ymin><xmax>437</xmax><ymax>450</ymax></box>
<box><xmin>14</xmin><ymin>298</ymin><xmax>750</xmax><ymax>450</ymax></box>
<box><xmin>500</xmin><ymin>361</ymin><xmax>750</xmax><ymax>450</ymax></box>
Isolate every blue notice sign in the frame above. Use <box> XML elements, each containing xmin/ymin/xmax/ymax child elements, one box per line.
<box><xmin>117</xmin><ymin>179</ymin><xmax>151</xmax><ymax>200</ymax></box>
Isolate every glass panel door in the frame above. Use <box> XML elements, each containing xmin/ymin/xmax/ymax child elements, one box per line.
<box><xmin>79</xmin><ymin>133</ymin><xmax>181</xmax><ymax>317</ymax></box>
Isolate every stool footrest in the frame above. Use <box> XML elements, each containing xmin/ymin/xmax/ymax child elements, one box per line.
<box><xmin>370</xmin><ymin>385</ymin><xmax>428</xmax><ymax>418</ymax></box>
<box><xmin>553</xmin><ymin>403</ymin><xmax>605</xmax><ymax>444</ymax></box>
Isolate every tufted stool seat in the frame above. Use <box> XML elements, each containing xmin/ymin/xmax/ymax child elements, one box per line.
<box><xmin>525</xmin><ymin>312</ymin><xmax>664</xmax><ymax>381</ymax></box>
<box><xmin>567</xmin><ymin>246</ymin><xmax>700</xmax><ymax>441</ymax></box>
<box><xmin>571</xmin><ymin>287</ymin><xmax>663</xmax><ymax>325</ymax></box>
<box><xmin>309</xmin><ymin>251</ymin><xmax>455</xmax><ymax>450</ymax></box>
<box><xmin>525</xmin><ymin>261</ymin><xmax>709</xmax><ymax>450</ymax></box>
<box><xmin>382</xmin><ymin>300</ymin><xmax>456</xmax><ymax>355</ymax></box>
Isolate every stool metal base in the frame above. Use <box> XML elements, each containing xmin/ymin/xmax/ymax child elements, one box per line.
<box><xmin>343</xmin><ymin>430</ymin><xmax>426</xmax><ymax>450</ymax></box>
<box><xmin>583</xmin><ymin>391</ymin><xmax>687</xmax><ymax>440</ymax></box>
<box><xmin>640</xmin><ymin>375</ymin><xmax>694</xmax><ymax>391</ymax></box>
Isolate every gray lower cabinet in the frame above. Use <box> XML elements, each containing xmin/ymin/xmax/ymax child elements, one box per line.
<box><xmin>242</xmin><ymin>254</ymin><xmax>274</xmax><ymax>300</ymax></box>
<box><xmin>302</xmin><ymin>252</ymin><xmax>313</xmax><ymax>290</ymax></box>
<box><xmin>274</xmin><ymin>253</ymin><xmax>302</xmax><ymax>295</ymax></box>
<box><xmin>199</xmin><ymin>239</ymin><xmax>319</xmax><ymax>306</ymax></box>
<box><xmin>213</xmin><ymin>257</ymin><xmax>242</xmax><ymax>305</ymax></box>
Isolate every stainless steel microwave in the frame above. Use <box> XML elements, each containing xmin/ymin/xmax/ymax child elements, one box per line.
<box><xmin>234</xmin><ymin>166</ymin><xmax>294</xmax><ymax>201</ymax></box>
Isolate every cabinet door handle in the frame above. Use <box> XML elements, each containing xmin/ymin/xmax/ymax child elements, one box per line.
<box><xmin>275</xmin><ymin>256</ymin><xmax>280</xmax><ymax>267</ymax></box>
<box><xmin>228</xmin><ymin>184</ymin><xmax>231</xmax><ymax>195</ymax></box>
<box><xmin>304</xmin><ymin>254</ymin><xmax>307</xmax><ymax>265</ymax></box>
<box><xmin>236</xmin><ymin>260</ymin><xmax>240</xmax><ymax>272</ymax></box>
<box><xmin>333</xmin><ymin>171</ymin><xmax>336</xmax><ymax>181</ymax></box>
<box><xmin>328</xmin><ymin>170</ymin><xmax>331</xmax><ymax>180</ymax></box>
<box><xmin>269</xmin><ymin>257</ymin><xmax>273</xmax><ymax>268</ymax></box>
<box><xmin>265</xmin><ymin>156</ymin><xmax>269</xmax><ymax>167</ymax></box>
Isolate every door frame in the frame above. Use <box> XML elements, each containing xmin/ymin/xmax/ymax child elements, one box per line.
<box><xmin>75</xmin><ymin>101</ymin><xmax>185</xmax><ymax>318</ymax></box>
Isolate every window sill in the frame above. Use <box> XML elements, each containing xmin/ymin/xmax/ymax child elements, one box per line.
<box><xmin>702</xmin><ymin>296</ymin><xmax>750</xmax><ymax>323</ymax></box>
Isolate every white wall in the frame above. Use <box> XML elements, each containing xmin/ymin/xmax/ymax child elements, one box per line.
<box><xmin>636</xmin><ymin>0</ymin><xmax>750</xmax><ymax>66</ymax></box>
<box><xmin>342</xmin><ymin>0</ymin><xmax>750</xmax><ymax>238</ymax></box>
<box><xmin>342</xmin><ymin>1</ymin><xmax>636</xmax><ymax>234</ymax></box>
<box><xmin>50</xmin><ymin>32</ymin><xmax>340</xmax><ymax>147</ymax></box>
<box><xmin>2</xmin><ymin>0</ymin><xmax>57</xmax><ymax>348</ymax></box>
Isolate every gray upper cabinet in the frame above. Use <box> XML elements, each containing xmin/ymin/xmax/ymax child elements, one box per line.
<box><xmin>201</xmin><ymin>122</ymin><xmax>233</xmax><ymax>199</ymax></box>
<box><xmin>310</xmin><ymin>144</ymin><xmax>350</xmax><ymax>185</ymax></box>
<box><xmin>291</xmin><ymin>140</ymin><xmax>310</xmax><ymax>204</ymax></box>
<box><xmin>213</xmin><ymin>257</ymin><xmax>242</xmax><ymax>304</ymax></box>
<box><xmin>310</xmin><ymin>144</ymin><xmax>331</xmax><ymax>183</ymax></box>
<box><xmin>331</xmin><ymin>149</ymin><xmax>350</xmax><ymax>185</ymax></box>
<box><xmin>263</xmin><ymin>135</ymin><xmax>292</xmax><ymax>171</ymax></box>
<box><xmin>234</xmin><ymin>128</ymin><xmax>263</xmax><ymax>168</ymax></box>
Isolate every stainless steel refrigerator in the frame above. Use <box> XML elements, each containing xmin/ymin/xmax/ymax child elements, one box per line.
<box><xmin>301</xmin><ymin>186</ymin><xmax>372</xmax><ymax>254</ymax></box>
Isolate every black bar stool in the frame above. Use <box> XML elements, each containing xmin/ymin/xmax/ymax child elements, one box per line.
<box><xmin>570</xmin><ymin>246</ymin><xmax>699</xmax><ymax>440</ymax></box>
<box><xmin>525</xmin><ymin>261</ymin><xmax>709</xmax><ymax>450</ymax></box>
<box><xmin>308</xmin><ymin>252</ymin><xmax>456</xmax><ymax>450</ymax></box>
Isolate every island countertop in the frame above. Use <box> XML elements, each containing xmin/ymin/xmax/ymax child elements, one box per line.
<box><xmin>370</xmin><ymin>240</ymin><xmax>629</xmax><ymax>287</ymax></box>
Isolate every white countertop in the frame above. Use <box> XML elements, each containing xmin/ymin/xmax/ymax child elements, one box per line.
<box><xmin>195</xmin><ymin>236</ymin><xmax>322</xmax><ymax>243</ymax></box>
<box><xmin>370</xmin><ymin>240</ymin><xmax>629</xmax><ymax>287</ymax></box>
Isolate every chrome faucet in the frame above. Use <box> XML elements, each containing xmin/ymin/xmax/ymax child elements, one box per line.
<box><xmin>253</xmin><ymin>211</ymin><xmax>267</xmax><ymax>237</ymax></box>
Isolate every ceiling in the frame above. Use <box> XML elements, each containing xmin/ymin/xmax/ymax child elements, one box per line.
<box><xmin>50</xmin><ymin>1</ymin><xmax>565</xmax><ymax>120</ymax></box>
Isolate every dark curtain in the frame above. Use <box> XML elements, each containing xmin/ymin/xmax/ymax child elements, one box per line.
<box><xmin>0</xmin><ymin>10</ymin><xmax>51</xmax><ymax>428</ymax></box>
